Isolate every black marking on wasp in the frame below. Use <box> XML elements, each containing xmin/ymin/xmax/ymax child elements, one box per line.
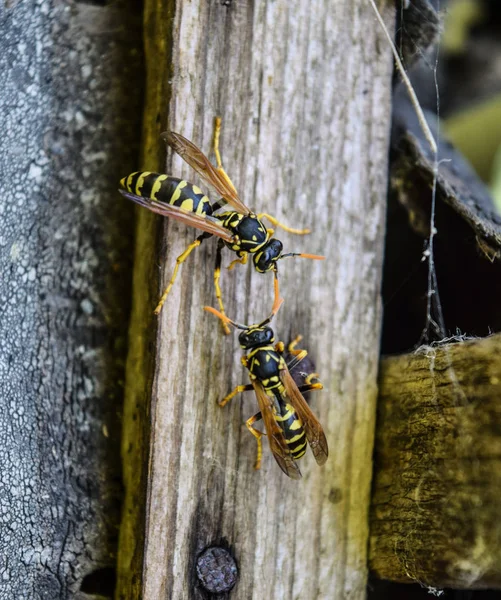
<box><xmin>204</xmin><ymin>299</ymin><xmax>328</xmax><ymax>479</ymax></box>
<box><xmin>118</xmin><ymin>117</ymin><xmax>324</xmax><ymax>333</ymax></box>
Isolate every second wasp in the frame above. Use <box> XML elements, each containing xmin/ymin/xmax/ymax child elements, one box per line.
<box><xmin>119</xmin><ymin>118</ymin><xmax>324</xmax><ymax>332</ymax></box>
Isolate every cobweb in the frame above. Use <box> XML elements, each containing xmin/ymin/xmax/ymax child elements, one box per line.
<box><xmin>369</xmin><ymin>0</ymin><xmax>492</xmax><ymax>595</ymax></box>
<box><xmin>368</xmin><ymin>0</ymin><xmax>446</xmax><ymax>342</ymax></box>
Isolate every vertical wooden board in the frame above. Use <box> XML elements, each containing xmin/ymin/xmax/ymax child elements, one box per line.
<box><xmin>0</xmin><ymin>0</ymin><xmax>142</xmax><ymax>597</ymax></box>
<box><xmin>118</xmin><ymin>0</ymin><xmax>394</xmax><ymax>598</ymax></box>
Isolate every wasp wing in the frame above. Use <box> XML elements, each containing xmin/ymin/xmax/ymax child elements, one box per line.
<box><xmin>118</xmin><ymin>189</ymin><xmax>234</xmax><ymax>242</ymax></box>
<box><xmin>280</xmin><ymin>366</ymin><xmax>328</xmax><ymax>466</ymax></box>
<box><xmin>162</xmin><ymin>130</ymin><xmax>250</xmax><ymax>215</ymax></box>
<box><xmin>251</xmin><ymin>379</ymin><xmax>302</xmax><ymax>480</ymax></box>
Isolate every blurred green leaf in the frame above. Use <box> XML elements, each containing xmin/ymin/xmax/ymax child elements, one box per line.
<box><xmin>445</xmin><ymin>95</ymin><xmax>501</xmax><ymax>183</ymax></box>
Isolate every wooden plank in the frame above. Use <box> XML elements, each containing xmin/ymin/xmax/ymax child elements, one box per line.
<box><xmin>117</xmin><ymin>1</ymin><xmax>394</xmax><ymax>598</ymax></box>
<box><xmin>370</xmin><ymin>333</ymin><xmax>501</xmax><ymax>589</ymax></box>
<box><xmin>0</xmin><ymin>0</ymin><xmax>143</xmax><ymax>597</ymax></box>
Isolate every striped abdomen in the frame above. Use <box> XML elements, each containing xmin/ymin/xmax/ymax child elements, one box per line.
<box><xmin>248</xmin><ymin>347</ymin><xmax>307</xmax><ymax>461</ymax></box>
<box><xmin>275</xmin><ymin>400</ymin><xmax>307</xmax><ymax>460</ymax></box>
<box><xmin>120</xmin><ymin>172</ymin><xmax>213</xmax><ymax>216</ymax></box>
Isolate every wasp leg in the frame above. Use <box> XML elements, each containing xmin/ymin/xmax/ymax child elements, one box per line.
<box><xmin>154</xmin><ymin>232</ymin><xmax>212</xmax><ymax>315</ymax></box>
<box><xmin>275</xmin><ymin>341</ymin><xmax>285</xmax><ymax>354</ymax></box>
<box><xmin>218</xmin><ymin>382</ymin><xmax>253</xmax><ymax>407</ymax></box>
<box><xmin>211</xmin><ymin>198</ymin><xmax>228</xmax><ymax>212</ymax></box>
<box><xmin>213</xmin><ymin>116</ymin><xmax>238</xmax><ymax>193</ymax></box>
<box><xmin>298</xmin><ymin>380</ymin><xmax>323</xmax><ymax>392</ymax></box>
<box><xmin>214</xmin><ymin>239</ymin><xmax>231</xmax><ymax>335</ymax></box>
<box><xmin>285</xmin><ymin>333</ymin><xmax>321</xmax><ymax>381</ymax></box>
<box><xmin>246</xmin><ymin>412</ymin><xmax>264</xmax><ymax>470</ymax></box>
<box><xmin>288</xmin><ymin>335</ymin><xmax>304</xmax><ymax>355</ymax></box>
<box><xmin>288</xmin><ymin>335</ymin><xmax>322</xmax><ymax>387</ymax></box>
<box><xmin>285</xmin><ymin>349</ymin><xmax>308</xmax><ymax>372</ymax></box>
<box><xmin>227</xmin><ymin>252</ymin><xmax>248</xmax><ymax>271</ymax></box>
<box><xmin>257</xmin><ymin>213</ymin><xmax>310</xmax><ymax>235</ymax></box>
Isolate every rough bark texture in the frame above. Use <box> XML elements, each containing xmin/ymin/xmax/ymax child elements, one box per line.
<box><xmin>117</xmin><ymin>1</ymin><xmax>394</xmax><ymax>598</ymax></box>
<box><xmin>370</xmin><ymin>334</ymin><xmax>501</xmax><ymax>589</ymax></box>
<box><xmin>0</xmin><ymin>1</ymin><xmax>142</xmax><ymax>598</ymax></box>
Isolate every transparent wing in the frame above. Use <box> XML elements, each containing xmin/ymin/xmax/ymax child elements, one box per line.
<box><xmin>162</xmin><ymin>130</ymin><xmax>250</xmax><ymax>215</ymax></box>
<box><xmin>280</xmin><ymin>367</ymin><xmax>329</xmax><ymax>466</ymax></box>
<box><xmin>118</xmin><ymin>189</ymin><xmax>234</xmax><ymax>242</ymax></box>
<box><xmin>251</xmin><ymin>380</ymin><xmax>302</xmax><ymax>480</ymax></box>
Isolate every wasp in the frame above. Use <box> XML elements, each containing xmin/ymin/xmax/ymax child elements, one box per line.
<box><xmin>119</xmin><ymin>118</ymin><xmax>324</xmax><ymax>333</ymax></box>
<box><xmin>285</xmin><ymin>334</ymin><xmax>322</xmax><ymax>395</ymax></box>
<box><xmin>204</xmin><ymin>298</ymin><xmax>328</xmax><ymax>479</ymax></box>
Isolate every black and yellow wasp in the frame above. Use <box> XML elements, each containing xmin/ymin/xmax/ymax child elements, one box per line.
<box><xmin>119</xmin><ymin>118</ymin><xmax>324</xmax><ymax>333</ymax></box>
<box><xmin>205</xmin><ymin>299</ymin><xmax>328</xmax><ymax>479</ymax></box>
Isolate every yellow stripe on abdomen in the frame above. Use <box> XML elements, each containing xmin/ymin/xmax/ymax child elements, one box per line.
<box><xmin>125</xmin><ymin>172</ymin><xmax>138</xmax><ymax>191</ymax></box>
<box><xmin>150</xmin><ymin>174</ymin><xmax>169</xmax><ymax>200</ymax></box>
<box><xmin>135</xmin><ymin>171</ymin><xmax>151</xmax><ymax>195</ymax></box>
<box><xmin>170</xmin><ymin>180</ymin><xmax>188</xmax><ymax>204</ymax></box>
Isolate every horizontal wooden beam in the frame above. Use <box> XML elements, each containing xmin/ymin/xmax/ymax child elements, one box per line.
<box><xmin>370</xmin><ymin>333</ymin><xmax>501</xmax><ymax>589</ymax></box>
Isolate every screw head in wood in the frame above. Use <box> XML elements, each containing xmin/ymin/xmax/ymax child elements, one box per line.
<box><xmin>196</xmin><ymin>546</ymin><xmax>238</xmax><ymax>593</ymax></box>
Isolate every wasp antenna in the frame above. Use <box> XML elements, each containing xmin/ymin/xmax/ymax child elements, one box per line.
<box><xmin>280</xmin><ymin>252</ymin><xmax>325</xmax><ymax>261</ymax></box>
<box><xmin>272</xmin><ymin>273</ymin><xmax>284</xmax><ymax>317</ymax></box>
<box><xmin>203</xmin><ymin>306</ymin><xmax>247</xmax><ymax>330</ymax></box>
<box><xmin>258</xmin><ymin>297</ymin><xmax>284</xmax><ymax>328</ymax></box>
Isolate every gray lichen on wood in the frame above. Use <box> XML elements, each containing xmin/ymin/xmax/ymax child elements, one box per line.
<box><xmin>0</xmin><ymin>0</ymin><xmax>142</xmax><ymax>597</ymax></box>
<box><xmin>117</xmin><ymin>0</ymin><xmax>394</xmax><ymax>598</ymax></box>
<box><xmin>370</xmin><ymin>334</ymin><xmax>501</xmax><ymax>589</ymax></box>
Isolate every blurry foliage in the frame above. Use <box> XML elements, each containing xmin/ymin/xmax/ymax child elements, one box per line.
<box><xmin>492</xmin><ymin>143</ymin><xmax>501</xmax><ymax>211</ymax></box>
<box><xmin>441</xmin><ymin>0</ymin><xmax>501</xmax><ymax>212</ymax></box>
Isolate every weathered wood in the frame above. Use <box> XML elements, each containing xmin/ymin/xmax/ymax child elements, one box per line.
<box><xmin>370</xmin><ymin>333</ymin><xmax>501</xmax><ymax>589</ymax></box>
<box><xmin>0</xmin><ymin>1</ymin><xmax>142</xmax><ymax>598</ymax></box>
<box><xmin>117</xmin><ymin>1</ymin><xmax>394</xmax><ymax>598</ymax></box>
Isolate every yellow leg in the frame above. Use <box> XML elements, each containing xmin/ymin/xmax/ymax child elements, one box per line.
<box><xmin>284</xmin><ymin>345</ymin><xmax>308</xmax><ymax>372</ymax></box>
<box><xmin>154</xmin><ymin>238</ymin><xmax>202</xmax><ymax>315</ymax></box>
<box><xmin>214</xmin><ymin>265</ymin><xmax>230</xmax><ymax>335</ymax></box>
<box><xmin>213</xmin><ymin>239</ymin><xmax>231</xmax><ymax>335</ymax></box>
<box><xmin>288</xmin><ymin>335</ymin><xmax>304</xmax><ymax>355</ymax></box>
<box><xmin>213</xmin><ymin>116</ymin><xmax>223</xmax><ymax>170</ymax></box>
<box><xmin>303</xmin><ymin>373</ymin><xmax>322</xmax><ymax>387</ymax></box>
<box><xmin>290</xmin><ymin>349</ymin><xmax>308</xmax><ymax>364</ymax></box>
<box><xmin>219</xmin><ymin>383</ymin><xmax>253</xmax><ymax>407</ymax></box>
<box><xmin>246</xmin><ymin>412</ymin><xmax>264</xmax><ymax>470</ymax></box>
<box><xmin>258</xmin><ymin>212</ymin><xmax>310</xmax><ymax>235</ymax></box>
<box><xmin>213</xmin><ymin>116</ymin><xmax>238</xmax><ymax>194</ymax></box>
<box><xmin>298</xmin><ymin>380</ymin><xmax>323</xmax><ymax>392</ymax></box>
<box><xmin>227</xmin><ymin>253</ymin><xmax>248</xmax><ymax>271</ymax></box>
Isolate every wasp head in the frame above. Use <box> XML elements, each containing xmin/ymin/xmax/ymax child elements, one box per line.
<box><xmin>238</xmin><ymin>325</ymin><xmax>275</xmax><ymax>349</ymax></box>
<box><xmin>253</xmin><ymin>239</ymin><xmax>283</xmax><ymax>273</ymax></box>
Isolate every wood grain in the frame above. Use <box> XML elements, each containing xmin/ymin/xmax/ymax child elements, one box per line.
<box><xmin>370</xmin><ymin>334</ymin><xmax>501</xmax><ymax>589</ymax></box>
<box><xmin>117</xmin><ymin>1</ymin><xmax>394</xmax><ymax>598</ymax></box>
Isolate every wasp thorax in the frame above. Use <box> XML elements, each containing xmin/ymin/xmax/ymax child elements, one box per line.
<box><xmin>253</xmin><ymin>238</ymin><xmax>283</xmax><ymax>272</ymax></box>
<box><xmin>238</xmin><ymin>326</ymin><xmax>274</xmax><ymax>350</ymax></box>
<box><xmin>232</xmin><ymin>214</ymin><xmax>268</xmax><ymax>253</ymax></box>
